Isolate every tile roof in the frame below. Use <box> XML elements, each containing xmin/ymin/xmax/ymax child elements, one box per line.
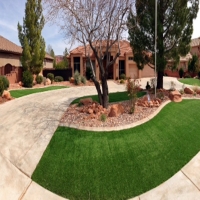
<box><xmin>0</xmin><ymin>35</ymin><xmax>22</xmax><ymax>54</ymax></box>
<box><xmin>191</xmin><ymin>38</ymin><xmax>200</xmax><ymax>47</ymax></box>
<box><xmin>0</xmin><ymin>35</ymin><xmax>53</xmax><ymax>60</ymax></box>
<box><xmin>70</xmin><ymin>40</ymin><xmax>133</xmax><ymax>57</ymax></box>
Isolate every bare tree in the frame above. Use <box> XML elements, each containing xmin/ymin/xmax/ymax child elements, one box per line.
<box><xmin>43</xmin><ymin>0</ymin><xmax>135</xmax><ymax>108</ymax></box>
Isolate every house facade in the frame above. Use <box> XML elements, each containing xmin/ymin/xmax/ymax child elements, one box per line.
<box><xmin>68</xmin><ymin>40</ymin><xmax>155</xmax><ymax>80</ymax></box>
<box><xmin>165</xmin><ymin>37</ymin><xmax>200</xmax><ymax>77</ymax></box>
<box><xmin>0</xmin><ymin>35</ymin><xmax>54</xmax><ymax>84</ymax></box>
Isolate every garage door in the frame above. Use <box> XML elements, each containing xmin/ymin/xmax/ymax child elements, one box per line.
<box><xmin>129</xmin><ymin>64</ymin><xmax>138</xmax><ymax>79</ymax></box>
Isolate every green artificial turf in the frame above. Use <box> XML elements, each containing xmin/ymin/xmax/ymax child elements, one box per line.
<box><xmin>71</xmin><ymin>91</ymin><xmax>146</xmax><ymax>104</ymax></box>
<box><xmin>178</xmin><ymin>78</ymin><xmax>200</xmax><ymax>86</ymax></box>
<box><xmin>10</xmin><ymin>86</ymin><xmax>68</xmax><ymax>98</ymax></box>
<box><xmin>32</xmin><ymin>99</ymin><xmax>200</xmax><ymax>200</ymax></box>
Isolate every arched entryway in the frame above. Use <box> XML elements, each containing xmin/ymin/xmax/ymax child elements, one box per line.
<box><xmin>4</xmin><ymin>63</ymin><xmax>13</xmax><ymax>75</ymax></box>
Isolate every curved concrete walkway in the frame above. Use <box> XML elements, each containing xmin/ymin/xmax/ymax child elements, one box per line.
<box><xmin>0</xmin><ymin>78</ymin><xmax>200</xmax><ymax>199</ymax></box>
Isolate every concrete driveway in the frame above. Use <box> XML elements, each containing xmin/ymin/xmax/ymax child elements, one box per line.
<box><xmin>0</xmin><ymin>78</ymin><xmax>200</xmax><ymax>199</ymax></box>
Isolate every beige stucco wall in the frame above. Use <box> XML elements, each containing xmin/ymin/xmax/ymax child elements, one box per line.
<box><xmin>0</xmin><ymin>53</ymin><xmax>21</xmax><ymax>66</ymax></box>
<box><xmin>43</xmin><ymin>60</ymin><xmax>53</xmax><ymax>69</ymax></box>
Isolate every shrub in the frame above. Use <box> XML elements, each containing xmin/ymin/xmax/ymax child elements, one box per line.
<box><xmin>22</xmin><ymin>70</ymin><xmax>33</xmax><ymax>88</ymax></box>
<box><xmin>36</xmin><ymin>75</ymin><xmax>43</xmax><ymax>84</ymax></box>
<box><xmin>100</xmin><ymin>113</ymin><xmax>107</xmax><ymax>122</ymax></box>
<box><xmin>150</xmin><ymin>78</ymin><xmax>156</xmax><ymax>88</ymax></box>
<box><xmin>126</xmin><ymin>78</ymin><xmax>140</xmax><ymax>114</ymax></box>
<box><xmin>43</xmin><ymin>77</ymin><xmax>46</xmax><ymax>85</ymax></box>
<box><xmin>74</xmin><ymin>70</ymin><xmax>81</xmax><ymax>85</ymax></box>
<box><xmin>120</xmin><ymin>73</ymin><xmax>126</xmax><ymax>80</ymax></box>
<box><xmin>198</xmin><ymin>71</ymin><xmax>200</xmax><ymax>79</ymax></box>
<box><xmin>0</xmin><ymin>76</ymin><xmax>9</xmax><ymax>90</ymax></box>
<box><xmin>54</xmin><ymin>76</ymin><xmax>64</xmax><ymax>82</ymax></box>
<box><xmin>86</xmin><ymin>66</ymin><xmax>93</xmax><ymax>80</ymax></box>
<box><xmin>120</xmin><ymin>79</ymin><xmax>125</xmax><ymax>84</ymax></box>
<box><xmin>81</xmin><ymin>76</ymin><xmax>86</xmax><ymax>84</ymax></box>
<box><xmin>47</xmin><ymin>73</ymin><xmax>54</xmax><ymax>83</ymax></box>
<box><xmin>179</xmin><ymin>68</ymin><xmax>184</xmax><ymax>78</ymax></box>
<box><xmin>184</xmin><ymin>73</ymin><xmax>191</xmax><ymax>78</ymax></box>
<box><xmin>0</xmin><ymin>78</ymin><xmax>4</xmax><ymax>95</ymax></box>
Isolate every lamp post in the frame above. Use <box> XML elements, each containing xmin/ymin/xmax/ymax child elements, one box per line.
<box><xmin>155</xmin><ymin>0</ymin><xmax>157</xmax><ymax>98</ymax></box>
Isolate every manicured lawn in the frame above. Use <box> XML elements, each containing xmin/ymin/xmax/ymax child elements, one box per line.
<box><xmin>178</xmin><ymin>78</ymin><xmax>200</xmax><ymax>86</ymax></box>
<box><xmin>32</xmin><ymin>100</ymin><xmax>200</xmax><ymax>200</ymax></box>
<box><xmin>10</xmin><ymin>86</ymin><xmax>68</xmax><ymax>98</ymax></box>
<box><xmin>71</xmin><ymin>91</ymin><xmax>146</xmax><ymax>104</ymax></box>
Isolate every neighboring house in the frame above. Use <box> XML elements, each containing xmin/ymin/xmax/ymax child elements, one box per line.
<box><xmin>165</xmin><ymin>37</ymin><xmax>200</xmax><ymax>77</ymax></box>
<box><xmin>55</xmin><ymin>55</ymin><xmax>64</xmax><ymax>64</ymax></box>
<box><xmin>0</xmin><ymin>35</ymin><xmax>54</xmax><ymax>84</ymax></box>
<box><xmin>68</xmin><ymin>40</ymin><xmax>155</xmax><ymax>80</ymax></box>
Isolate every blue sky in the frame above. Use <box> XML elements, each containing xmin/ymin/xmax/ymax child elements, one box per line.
<box><xmin>0</xmin><ymin>1</ymin><xmax>200</xmax><ymax>55</ymax></box>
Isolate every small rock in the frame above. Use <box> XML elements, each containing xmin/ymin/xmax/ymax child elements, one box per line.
<box><xmin>2</xmin><ymin>90</ymin><xmax>12</xmax><ymax>100</ymax></box>
<box><xmin>169</xmin><ymin>90</ymin><xmax>182</xmax><ymax>102</ymax></box>
<box><xmin>80</xmin><ymin>98</ymin><xmax>93</xmax><ymax>106</ymax></box>
<box><xmin>108</xmin><ymin>104</ymin><xmax>124</xmax><ymax>117</ymax></box>
<box><xmin>184</xmin><ymin>87</ymin><xmax>194</xmax><ymax>94</ymax></box>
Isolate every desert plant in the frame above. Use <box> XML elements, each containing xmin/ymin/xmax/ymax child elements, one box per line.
<box><xmin>150</xmin><ymin>78</ymin><xmax>156</xmax><ymax>89</ymax></box>
<box><xmin>74</xmin><ymin>70</ymin><xmax>81</xmax><ymax>85</ymax></box>
<box><xmin>170</xmin><ymin>81</ymin><xmax>176</xmax><ymax>91</ymax></box>
<box><xmin>120</xmin><ymin>79</ymin><xmax>125</xmax><ymax>84</ymax></box>
<box><xmin>47</xmin><ymin>73</ymin><xmax>54</xmax><ymax>83</ymax></box>
<box><xmin>0</xmin><ymin>78</ymin><xmax>4</xmax><ymax>95</ymax></box>
<box><xmin>22</xmin><ymin>70</ymin><xmax>33</xmax><ymax>88</ymax></box>
<box><xmin>126</xmin><ymin>78</ymin><xmax>140</xmax><ymax>114</ymax></box>
<box><xmin>179</xmin><ymin>68</ymin><xmax>184</xmax><ymax>78</ymax></box>
<box><xmin>0</xmin><ymin>76</ymin><xmax>9</xmax><ymax>90</ymax></box>
<box><xmin>54</xmin><ymin>76</ymin><xmax>64</xmax><ymax>82</ymax></box>
<box><xmin>81</xmin><ymin>76</ymin><xmax>86</xmax><ymax>84</ymax></box>
<box><xmin>100</xmin><ymin>113</ymin><xmax>107</xmax><ymax>122</ymax></box>
<box><xmin>120</xmin><ymin>73</ymin><xmax>126</xmax><ymax>80</ymax></box>
<box><xmin>36</xmin><ymin>75</ymin><xmax>43</xmax><ymax>84</ymax></box>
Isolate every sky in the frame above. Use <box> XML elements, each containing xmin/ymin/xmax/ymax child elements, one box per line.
<box><xmin>0</xmin><ymin>1</ymin><xmax>200</xmax><ymax>56</ymax></box>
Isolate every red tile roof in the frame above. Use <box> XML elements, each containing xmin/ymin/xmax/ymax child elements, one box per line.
<box><xmin>0</xmin><ymin>35</ymin><xmax>53</xmax><ymax>60</ymax></box>
<box><xmin>70</xmin><ymin>40</ymin><xmax>133</xmax><ymax>57</ymax></box>
<box><xmin>191</xmin><ymin>38</ymin><xmax>200</xmax><ymax>47</ymax></box>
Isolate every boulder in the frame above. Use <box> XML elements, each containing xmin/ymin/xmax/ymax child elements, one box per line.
<box><xmin>2</xmin><ymin>90</ymin><xmax>12</xmax><ymax>100</ymax></box>
<box><xmin>108</xmin><ymin>104</ymin><xmax>124</xmax><ymax>117</ymax></box>
<box><xmin>169</xmin><ymin>90</ymin><xmax>182</xmax><ymax>102</ymax></box>
<box><xmin>46</xmin><ymin>78</ymin><xmax>51</xmax><ymax>85</ymax></box>
<box><xmin>18</xmin><ymin>81</ymin><xmax>23</xmax><ymax>86</ymax></box>
<box><xmin>80</xmin><ymin>98</ymin><xmax>93</xmax><ymax>105</ymax></box>
<box><xmin>88</xmin><ymin>108</ymin><xmax>93</xmax><ymax>114</ymax></box>
<box><xmin>184</xmin><ymin>87</ymin><xmax>194</xmax><ymax>94</ymax></box>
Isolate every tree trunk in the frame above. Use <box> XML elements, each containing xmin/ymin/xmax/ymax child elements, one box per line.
<box><xmin>92</xmin><ymin>78</ymin><xmax>103</xmax><ymax>105</ymax></box>
<box><xmin>157</xmin><ymin>70</ymin><xmax>164</xmax><ymax>89</ymax></box>
<box><xmin>101</xmin><ymin>76</ymin><xmax>109</xmax><ymax>108</ymax></box>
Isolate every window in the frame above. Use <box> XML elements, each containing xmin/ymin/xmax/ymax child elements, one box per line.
<box><xmin>128</xmin><ymin>57</ymin><xmax>133</xmax><ymax>60</ymax></box>
<box><xmin>119</xmin><ymin>60</ymin><xmax>125</xmax><ymax>77</ymax></box>
<box><xmin>74</xmin><ymin>57</ymin><xmax>80</xmax><ymax>73</ymax></box>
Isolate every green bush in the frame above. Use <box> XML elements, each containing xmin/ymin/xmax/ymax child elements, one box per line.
<box><xmin>0</xmin><ymin>78</ymin><xmax>4</xmax><ymax>95</ymax></box>
<box><xmin>22</xmin><ymin>70</ymin><xmax>33</xmax><ymax>88</ymax></box>
<box><xmin>0</xmin><ymin>76</ymin><xmax>9</xmax><ymax>90</ymax></box>
<box><xmin>120</xmin><ymin>73</ymin><xmax>126</xmax><ymax>80</ymax></box>
<box><xmin>198</xmin><ymin>71</ymin><xmax>200</xmax><ymax>79</ymax></box>
<box><xmin>36</xmin><ymin>75</ymin><xmax>43</xmax><ymax>84</ymax></box>
<box><xmin>86</xmin><ymin>66</ymin><xmax>93</xmax><ymax>80</ymax></box>
<box><xmin>74</xmin><ymin>70</ymin><xmax>81</xmax><ymax>85</ymax></box>
<box><xmin>81</xmin><ymin>76</ymin><xmax>86</xmax><ymax>84</ymax></box>
<box><xmin>100</xmin><ymin>113</ymin><xmax>107</xmax><ymax>122</ymax></box>
<box><xmin>179</xmin><ymin>68</ymin><xmax>184</xmax><ymax>78</ymax></box>
<box><xmin>54</xmin><ymin>76</ymin><xmax>64</xmax><ymax>82</ymax></box>
<box><xmin>120</xmin><ymin>79</ymin><xmax>125</xmax><ymax>84</ymax></box>
<box><xmin>47</xmin><ymin>73</ymin><xmax>54</xmax><ymax>83</ymax></box>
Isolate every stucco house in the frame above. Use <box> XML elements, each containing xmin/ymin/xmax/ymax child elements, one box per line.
<box><xmin>68</xmin><ymin>40</ymin><xmax>155</xmax><ymax>80</ymax></box>
<box><xmin>0</xmin><ymin>35</ymin><xmax>54</xmax><ymax>84</ymax></box>
<box><xmin>165</xmin><ymin>37</ymin><xmax>200</xmax><ymax>77</ymax></box>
